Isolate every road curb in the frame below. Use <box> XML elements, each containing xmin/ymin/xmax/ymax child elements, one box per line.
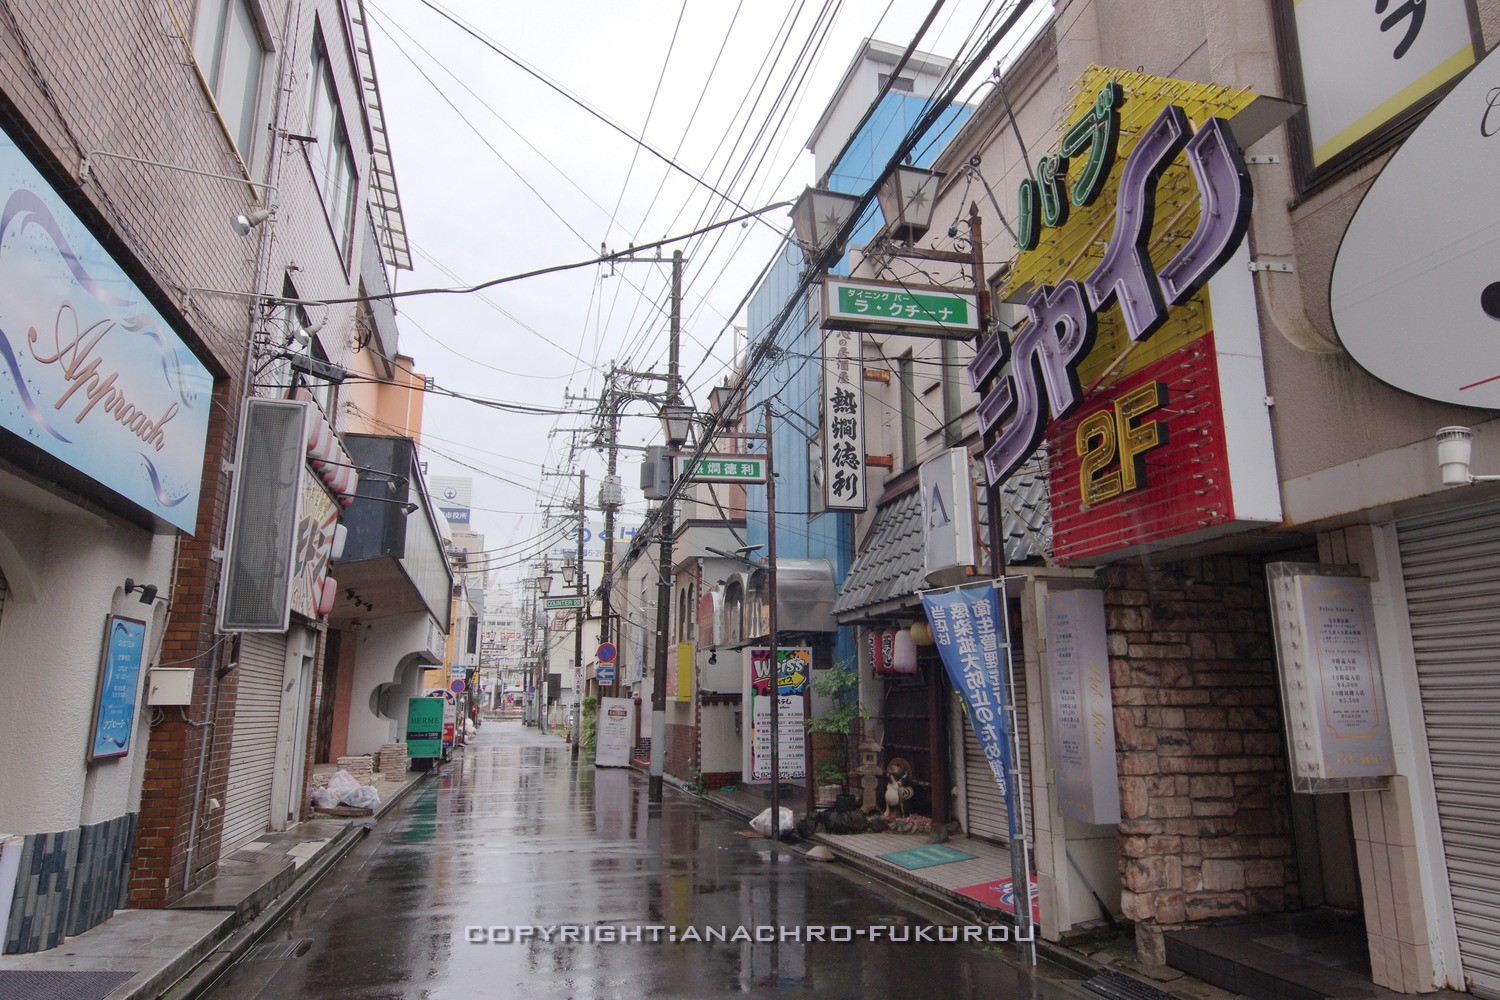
<box><xmin>155</xmin><ymin>766</ymin><xmax>436</xmax><ymax>1000</ymax></box>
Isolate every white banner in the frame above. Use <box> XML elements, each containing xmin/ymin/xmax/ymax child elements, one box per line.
<box><xmin>821</xmin><ymin>330</ymin><xmax>866</xmax><ymax>511</ymax></box>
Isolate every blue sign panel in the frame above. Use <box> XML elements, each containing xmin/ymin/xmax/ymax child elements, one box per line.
<box><xmin>595</xmin><ymin>664</ymin><xmax>617</xmax><ymax>685</ymax></box>
<box><xmin>0</xmin><ymin>133</ymin><xmax>214</xmax><ymax>533</ymax></box>
<box><xmin>89</xmin><ymin>615</ymin><xmax>147</xmax><ymax>761</ymax></box>
<box><xmin>921</xmin><ymin>584</ymin><xmax>1017</xmax><ymax>838</ymax></box>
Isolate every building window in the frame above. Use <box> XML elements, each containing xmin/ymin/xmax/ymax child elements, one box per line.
<box><xmin>899</xmin><ymin>352</ymin><xmax>916</xmax><ymax>469</ymax></box>
<box><xmin>192</xmin><ymin>0</ymin><xmax>266</xmax><ymax>161</ymax></box>
<box><xmin>878</xmin><ymin>73</ymin><xmax>915</xmax><ymax>93</ymax></box>
<box><xmin>305</xmin><ymin>36</ymin><xmax>359</xmax><ymax>259</ymax></box>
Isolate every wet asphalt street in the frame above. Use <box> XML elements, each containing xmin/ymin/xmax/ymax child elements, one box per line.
<box><xmin>199</xmin><ymin>721</ymin><xmax>1093</xmax><ymax>999</ymax></box>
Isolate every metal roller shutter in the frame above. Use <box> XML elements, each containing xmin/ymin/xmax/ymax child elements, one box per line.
<box><xmin>963</xmin><ymin>650</ymin><xmax>1030</xmax><ymax>844</ymax></box>
<box><xmin>1398</xmin><ymin>496</ymin><xmax>1500</xmax><ymax>998</ymax></box>
<box><xmin>220</xmin><ymin>632</ymin><xmax>287</xmax><ymax>852</ymax></box>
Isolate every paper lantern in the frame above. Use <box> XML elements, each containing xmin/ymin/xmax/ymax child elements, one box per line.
<box><xmin>890</xmin><ymin>629</ymin><xmax>918</xmax><ymax>674</ymax></box>
<box><xmin>911</xmin><ymin>621</ymin><xmax>935</xmax><ymax>646</ymax></box>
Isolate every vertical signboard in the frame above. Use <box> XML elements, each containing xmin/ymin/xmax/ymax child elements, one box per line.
<box><xmin>919</xmin><ymin>447</ymin><xmax>978</xmax><ymax>582</ymax></box>
<box><xmin>596</xmin><ymin>696</ymin><xmax>636</xmax><ymax>768</ymax></box>
<box><xmin>89</xmin><ymin>615</ymin><xmax>147</xmax><ymax>761</ymax></box>
<box><xmin>747</xmin><ymin>648</ymin><xmax>810</xmax><ymax>781</ymax></box>
<box><xmin>405</xmin><ymin>697</ymin><xmax>443</xmax><ymax>759</ymax></box>
<box><xmin>1266</xmin><ymin>563</ymin><xmax>1396</xmax><ymax>792</ymax></box>
<box><xmin>1045</xmin><ymin>589</ymin><xmax>1120</xmax><ymax>824</ymax></box>
<box><xmin>821</xmin><ymin>330</ymin><xmax>866</xmax><ymax>511</ymax></box>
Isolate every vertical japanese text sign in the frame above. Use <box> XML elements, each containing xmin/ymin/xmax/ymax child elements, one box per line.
<box><xmin>821</xmin><ymin>330</ymin><xmax>866</xmax><ymax>511</ymax></box>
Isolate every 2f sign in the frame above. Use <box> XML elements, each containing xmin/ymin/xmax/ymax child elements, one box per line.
<box><xmin>1077</xmin><ymin>382</ymin><xmax>1167</xmax><ymax>505</ymax></box>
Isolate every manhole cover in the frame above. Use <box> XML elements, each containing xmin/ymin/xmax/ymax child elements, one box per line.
<box><xmin>243</xmin><ymin>938</ymin><xmax>313</xmax><ymax>962</ymax></box>
<box><xmin>0</xmin><ymin>970</ymin><xmax>135</xmax><ymax>1000</ymax></box>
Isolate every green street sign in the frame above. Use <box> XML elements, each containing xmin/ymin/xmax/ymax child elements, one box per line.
<box><xmin>821</xmin><ymin>275</ymin><xmax>979</xmax><ymax>340</ymax></box>
<box><xmin>685</xmin><ymin>455</ymin><xmax>767</xmax><ymax>483</ymax></box>
<box><xmin>543</xmin><ymin>595</ymin><xmax>585</xmax><ymax>610</ymax></box>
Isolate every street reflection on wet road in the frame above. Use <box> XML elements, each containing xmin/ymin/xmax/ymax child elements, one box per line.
<box><xmin>201</xmin><ymin>723</ymin><xmax>1089</xmax><ymax>999</ymax></box>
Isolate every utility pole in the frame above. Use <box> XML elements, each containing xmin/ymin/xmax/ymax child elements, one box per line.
<box><xmin>764</xmin><ymin>400</ymin><xmax>781</xmax><ymax>836</ymax></box>
<box><xmin>648</xmin><ymin>250</ymin><xmax>683</xmax><ymax>804</ymax></box>
<box><xmin>598</xmin><ymin>378</ymin><xmax>620</xmax><ymax>697</ymax></box>
<box><xmin>572</xmin><ymin>470</ymin><xmax>586</xmax><ymax>761</ymax></box>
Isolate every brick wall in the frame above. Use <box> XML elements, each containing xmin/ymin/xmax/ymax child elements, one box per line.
<box><xmin>664</xmin><ymin>722</ymin><xmax>696</xmax><ymax>781</ymax></box>
<box><xmin>0</xmin><ymin>0</ymin><xmax>381</xmax><ymax>910</ymax></box>
<box><xmin>1102</xmin><ymin>554</ymin><xmax>1298</xmax><ymax>962</ymax></box>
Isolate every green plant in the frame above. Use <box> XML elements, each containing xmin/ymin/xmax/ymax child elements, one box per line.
<box><xmin>580</xmin><ymin>696</ymin><xmax>599</xmax><ymax>755</ymax></box>
<box><xmin>807</xmin><ymin>658</ymin><xmax>862</xmax><ymax>785</ymax></box>
<box><xmin>687</xmin><ymin>764</ymin><xmax>706</xmax><ymax>795</ymax></box>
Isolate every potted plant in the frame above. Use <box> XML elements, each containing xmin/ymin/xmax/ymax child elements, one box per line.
<box><xmin>807</xmin><ymin>658</ymin><xmax>861</xmax><ymax>810</ymax></box>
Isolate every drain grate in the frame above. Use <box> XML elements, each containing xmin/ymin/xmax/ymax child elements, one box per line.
<box><xmin>1084</xmin><ymin>970</ymin><xmax>1184</xmax><ymax>1000</ymax></box>
<box><xmin>0</xmin><ymin>970</ymin><xmax>135</xmax><ymax>1000</ymax></box>
<box><xmin>243</xmin><ymin>937</ymin><xmax>313</xmax><ymax>962</ymax></box>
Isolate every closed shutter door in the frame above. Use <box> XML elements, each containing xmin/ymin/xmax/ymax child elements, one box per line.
<box><xmin>220</xmin><ymin>632</ymin><xmax>287</xmax><ymax>852</ymax></box>
<box><xmin>1398</xmin><ymin>497</ymin><xmax>1500</xmax><ymax>998</ymax></box>
<box><xmin>963</xmin><ymin>652</ymin><xmax>1030</xmax><ymax>843</ymax></box>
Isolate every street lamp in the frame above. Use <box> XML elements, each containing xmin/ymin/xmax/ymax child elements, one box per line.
<box><xmin>877</xmin><ymin>165</ymin><xmax>944</xmax><ymax>244</ymax></box>
<box><xmin>790</xmin><ymin>185</ymin><xmax>861</xmax><ymax>254</ymax></box>
<box><xmin>660</xmin><ymin>402</ymin><xmax>695</xmax><ymax>449</ymax></box>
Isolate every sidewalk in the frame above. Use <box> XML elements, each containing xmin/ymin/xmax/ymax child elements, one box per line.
<box><xmin>0</xmin><ymin>762</ymin><xmax>435</xmax><ymax>1000</ymax></box>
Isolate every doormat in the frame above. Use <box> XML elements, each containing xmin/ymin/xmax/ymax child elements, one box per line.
<box><xmin>955</xmin><ymin>875</ymin><xmax>1041</xmax><ymax>921</ymax></box>
<box><xmin>878</xmin><ymin>843</ymin><xmax>977</xmax><ymax>869</ymax></box>
<box><xmin>0</xmin><ymin>970</ymin><xmax>135</xmax><ymax>1000</ymax></box>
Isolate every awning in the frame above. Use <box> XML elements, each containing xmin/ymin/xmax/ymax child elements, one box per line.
<box><xmin>833</xmin><ymin>471</ymin><xmax>1049</xmax><ymax>622</ymax></box>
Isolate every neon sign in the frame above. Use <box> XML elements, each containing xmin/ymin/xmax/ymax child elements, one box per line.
<box><xmin>970</xmin><ymin>78</ymin><xmax>1253</xmax><ymax>487</ymax></box>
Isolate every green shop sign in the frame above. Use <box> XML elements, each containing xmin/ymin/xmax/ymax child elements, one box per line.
<box><xmin>821</xmin><ymin>275</ymin><xmax>979</xmax><ymax>340</ymax></box>
<box><xmin>406</xmin><ymin>697</ymin><xmax>444</xmax><ymax>759</ymax></box>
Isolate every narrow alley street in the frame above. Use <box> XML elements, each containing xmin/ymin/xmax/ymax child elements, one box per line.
<box><xmin>198</xmin><ymin>722</ymin><xmax>1090</xmax><ymax>999</ymax></box>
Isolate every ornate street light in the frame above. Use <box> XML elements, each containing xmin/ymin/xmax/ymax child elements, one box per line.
<box><xmin>877</xmin><ymin>165</ymin><xmax>944</xmax><ymax>243</ymax></box>
<box><xmin>659</xmin><ymin>401</ymin><xmax>696</xmax><ymax>450</ymax></box>
<box><xmin>790</xmin><ymin>185</ymin><xmax>861</xmax><ymax>254</ymax></box>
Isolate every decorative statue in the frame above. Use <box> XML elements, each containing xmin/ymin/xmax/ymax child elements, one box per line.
<box><xmin>882</xmin><ymin>757</ymin><xmax>915</xmax><ymax>818</ymax></box>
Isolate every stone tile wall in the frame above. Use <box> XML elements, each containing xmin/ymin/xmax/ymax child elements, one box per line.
<box><xmin>1102</xmin><ymin>554</ymin><xmax>1299</xmax><ymax>963</ymax></box>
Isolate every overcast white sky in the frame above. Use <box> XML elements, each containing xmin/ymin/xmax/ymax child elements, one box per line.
<box><xmin>362</xmin><ymin>0</ymin><xmax>1049</xmax><ymax>591</ymax></box>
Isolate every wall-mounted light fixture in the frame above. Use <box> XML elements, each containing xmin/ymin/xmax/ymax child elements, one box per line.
<box><xmin>233</xmin><ymin>206</ymin><xmax>275</xmax><ymax>236</ymax></box>
<box><xmin>1437</xmin><ymin>426</ymin><xmax>1500</xmax><ymax>486</ymax></box>
<box><xmin>123</xmin><ymin>577</ymin><xmax>160</xmax><ymax>604</ymax></box>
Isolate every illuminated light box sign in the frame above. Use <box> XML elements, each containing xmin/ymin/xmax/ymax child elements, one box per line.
<box><xmin>973</xmin><ymin>66</ymin><xmax>1279</xmax><ymax>563</ymax></box>
<box><xmin>821</xmin><ymin>276</ymin><xmax>979</xmax><ymax>340</ymax></box>
<box><xmin>1330</xmin><ymin>42</ymin><xmax>1500</xmax><ymax>409</ymax></box>
<box><xmin>0</xmin><ymin>130</ymin><xmax>214</xmax><ymax>533</ymax></box>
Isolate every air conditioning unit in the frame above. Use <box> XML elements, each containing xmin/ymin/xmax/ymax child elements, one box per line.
<box><xmin>218</xmin><ymin>398</ymin><xmax>310</xmax><ymax>632</ymax></box>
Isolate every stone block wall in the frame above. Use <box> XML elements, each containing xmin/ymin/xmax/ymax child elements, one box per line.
<box><xmin>1102</xmin><ymin>554</ymin><xmax>1299</xmax><ymax>961</ymax></box>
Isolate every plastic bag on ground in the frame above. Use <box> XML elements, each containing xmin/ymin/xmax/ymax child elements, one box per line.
<box><xmin>325</xmin><ymin>769</ymin><xmax>361</xmax><ymax>803</ymax></box>
<box><xmin>340</xmin><ymin>784</ymin><xmax>381</xmax><ymax>810</ymax></box>
<box><xmin>310</xmin><ymin>787</ymin><xmax>338</xmax><ymax>810</ymax></box>
<box><xmin>749</xmin><ymin>806</ymin><xmax>795</xmax><ymax>838</ymax></box>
